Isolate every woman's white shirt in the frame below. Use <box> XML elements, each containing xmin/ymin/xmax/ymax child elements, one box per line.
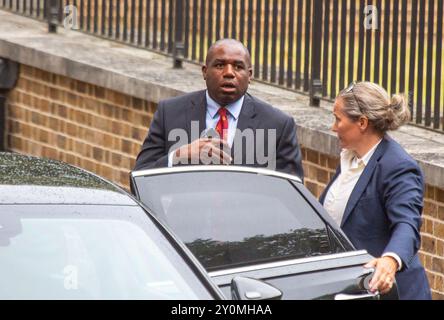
<box><xmin>323</xmin><ymin>139</ymin><xmax>402</xmax><ymax>270</ymax></box>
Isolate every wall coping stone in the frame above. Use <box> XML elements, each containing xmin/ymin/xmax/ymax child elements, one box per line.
<box><xmin>1</xmin><ymin>10</ymin><xmax>444</xmax><ymax>189</ymax></box>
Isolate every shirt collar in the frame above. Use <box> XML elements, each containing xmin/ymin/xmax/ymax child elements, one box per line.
<box><xmin>340</xmin><ymin>139</ymin><xmax>382</xmax><ymax>171</ymax></box>
<box><xmin>206</xmin><ymin>90</ymin><xmax>244</xmax><ymax>120</ymax></box>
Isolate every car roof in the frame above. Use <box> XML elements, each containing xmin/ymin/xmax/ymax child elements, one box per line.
<box><xmin>0</xmin><ymin>152</ymin><xmax>136</xmax><ymax>206</ymax></box>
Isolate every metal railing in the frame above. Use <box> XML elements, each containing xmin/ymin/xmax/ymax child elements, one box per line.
<box><xmin>1</xmin><ymin>0</ymin><xmax>443</xmax><ymax>132</ymax></box>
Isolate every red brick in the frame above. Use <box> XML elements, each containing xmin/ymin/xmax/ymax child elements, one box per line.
<box><xmin>421</xmin><ymin>235</ymin><xmax>436</xmax><ymax>254</ymax></box>
<box><xmin>426</xmin><ymin>273</ymin><xmax>436</xmax><ymax>290</ymax></box>
<box><xmin>120</xmin><ymin>156</ymin><xmax>132</xmax><ymax>169</ymax></box>
<box><xmin>432</xmin><ymin>257</ymin><xmax>444</xmax><ymax>274</ymax></box>
<box><xmin>64</xmin><ymin>153</ymin><xmax>77</xmax><ymax>166</ymax></box>
<box><xmin>132</xmin><ymin>97</ymin><xmax>143</xmax><ymax>110</ymax></box>
<box><xmin>434</xmin><ymin>240</ymin><xmax>444</xmax><ymax>257</ymax></box>
<box><xmin>438</xmin><ymin>206</ymin><xmax>444</xmax><ymax>221</ymax></box>
<box><xmin>38</xmin><ymin>129</ymin><xmax>49</xmax><ymax>144</ymax></box>
<box><xmin>425</xmin><ymin>254</ymin><xmax>433</xmax><ymax>270</ymax></box>
<box><xmin>306</xmin><ymin>164</ymin><xmax>317</xmax><ymax>180</ymax></box>
<box><xmin>102</xmin><ymin>103</ymin><xmax>115</xmax><ymax>117</ymax></box>
<box><xmin>73</xmin><ymin>141</ymin><xmax>85</xmax><ymax>154</ymax></box>
<box><xmin>306</xmin><ymin>149</ymin><xmax>319</xmax><ymax>165</ymax></box>
<box><xmin>327</xmin><ymin>156</ymin><xmax>339</xmax><ymax>170</ymax></box>
<box><xmin>109</xmin><ymin>91</ymin><xmax>126</xmax><ymax>105</ymax></box>
<box><xmin>426</xmin><ymin>218</ymin><xmax>434</xmax><ymax>234</ymax></box>
<box><xmin>49</xmin><ymin>117</ymin><xmax>60</xmax><ymax>131</ymax></box>
<box><xmin>42</xmin><ymin>146</ymin><xmax>58</xmax><ymax>159</ymax></box>
<box><xmin>58</xmin><ymin>75</ymin><xmax>71</xmax><ymax>89</ymax></box>
<box><xmin>148</xmin><ymin>101</ymin><xmax>158</xmax><ymax>114</ymax></box>
<box><xmin>100</xmin><ymin>165</ymin><xmax>114</xmax><ymax>181</ymax></box>
<box><xmin>95</xmin><ymin>86</ymin><xmax>105</xmax><ymax>99</ymax></box>
<box><xmin>436</xmin><ymin>275</ymin><xmax>444</xmax><ymax>292</ymax></box>
<box><xmin>65</xmin><ymin>123</ymin><xmax>78</xmax><ymax>136</ymax></box>
<box><xmin>82</xmin><ymin>159</ymin><xmax>97</xmax><ymax>173</ymax></box>
<box><xmin>319</xmin><ymin>154</ymin><xmax>328</xmax><ymax>167</ymax></box>
<box><xmin>317</xmin><ymin>168</ymin><xmax>329</xmax><ymax>184</ymax></box>
<box><xmin>85</xmin><ymin>144</ymin><xmax>93</xmax><ymax>158</ymax></box>
<box><xmin>66</xmin><ymin>93</ymin><xmax>78</xmax><ymax>106</ymax></box>
<box><xmin>103</xmin><ymin>150</ymin><xmax>111</xmax><ymax>163</ymax></box>
<box><xmin>437</xmin><ymin>188</ymin><xmax>444</xmax><ymax>203</ymax></box>
<box><xmin>92</xmin><ymin>147</ymin><xmax>104</xmax><ymax>162</ymax></box>
<box><xmin>121</xmin><ymin>109</ymin><xmax>133</xmax><ymax>122</ymax></box>
<box><xmin>432</xmin><ymin>291</ymin><xmax>444</xmax><ymax>300</ymax></box>
<box><xmin>76</xmin><ymin>81</ymin><xmax>88</xmax><ymax>94</ymax></box>
<box><xmin>131</xmin><ymin>127</ymin><xmax>145</xmax><ymax>141</ymax></box>
<box><xmin>434</xmin><ymin>221</ymin><xmax>444</xmax><ymax>238</ymax></box>
<box><xmin>425</xmin><ymin>185</ymin><xmax>436</xmax><ymax>201</ymax></box>
<box><xmin>112</xmin><ymin>121</ymin><xmax>122</xmax><ymax>133</ymax></box>
<box><xmin>119</xmin><ymin>170</ymin><xmax>130</xmax><ymax>188</ymax></box>
<box><xmin>424</xmin><ymin>201</ymin><xmax>438</xmax><ymax>218</ymax></box>
<box><xmin>49</xmin><ymin>88</ymin><xmax>60</xmax><ymax>101</ymax></box>
<box><xmin>121</xmin><ymin>139</ymin><xmax>133</xmax><ymax>154</ymax></box>
<box><xmin>305</xmin><ymin>180</ymin><xmax>318</xmax><ymax>197</ymax></box>
<box><xmin>129</xmin><ymin>157</ymin><xmax>136</xmax><ymax>170</ymax></box>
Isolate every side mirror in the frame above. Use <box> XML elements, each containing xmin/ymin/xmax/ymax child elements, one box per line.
<box><xmin>230</xmin><ymin>276</ymin><xmax>282</xmax><ymax>300</ymax></box>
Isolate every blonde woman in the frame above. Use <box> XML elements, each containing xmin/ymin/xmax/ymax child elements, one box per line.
<box><xmin>320</xmin><ymin>82</ymin><xmax>431</xmax><ymax>300</ymax></box>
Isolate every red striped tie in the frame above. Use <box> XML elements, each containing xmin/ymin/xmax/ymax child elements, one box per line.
<box><xmin>215</xmin><ymin>107</ymin><xmax>228</xmax><ymax>140</ymax></box>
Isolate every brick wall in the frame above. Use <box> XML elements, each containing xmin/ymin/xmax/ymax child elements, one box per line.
<box><xmin>301</xmin><ymin>146</ymin><xmax>444</xmax><ymax>300</ymax></box>
<box><xmin>5</xmin><ymin>64</ymin><xmax>154</xmax><ymax>188</ymax></box>
<box><xmin>4</xmin><ymin>63</ymin><xmax>444</xmax><ymax>299</ymax></box>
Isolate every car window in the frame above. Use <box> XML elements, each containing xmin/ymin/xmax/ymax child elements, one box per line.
<box><xmin>134</xmin><ymin>171</ymin><xmax>345</xmax><ymax>271</ymax></box>
<box><xmin>0</xmin><ymin>205</ymin><xmax>215</xmax><ymax>300</ymax></box>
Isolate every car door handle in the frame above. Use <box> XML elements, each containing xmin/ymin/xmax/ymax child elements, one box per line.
<box><xmin>334</xmin><ymin>291</ymin><xmax>380</xmax><ymax>300</ymax></box>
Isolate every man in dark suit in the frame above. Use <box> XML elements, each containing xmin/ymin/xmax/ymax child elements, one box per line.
<box><xmin>133</xmin><ymin>39</ymin><xmax>303</xmax><ymax>179</ymax></box>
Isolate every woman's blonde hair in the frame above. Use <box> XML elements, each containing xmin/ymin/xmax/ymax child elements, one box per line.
<box><xmin>338</xmin><ymin>81</ymin><xmax>411</xmax><ymax>133</ymax></box>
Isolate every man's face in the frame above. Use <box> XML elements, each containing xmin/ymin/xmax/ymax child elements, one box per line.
<box><xmin>202</xmin><ymin>44</ymin><xmax>252</xmax><ymax>106</ymax></box>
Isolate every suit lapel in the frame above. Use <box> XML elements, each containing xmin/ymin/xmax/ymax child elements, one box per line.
<box><xmin>187</xmin><ymin>90</ymin><xmax>207</xmax><ymax>141</ymax></box>
<box><xmin>340</xmin><ymin>137</ymin><xmax>389</xmax><ymax>227</ymax></box>
<box><xmin>231</xmin><ymin>93</ymin><xmax>258</xmax><ymax>160</ymax></box>
<box><xmin>235</xmin><ymin>94</ymin><xmax>258</xmax><ymax>132</ymax></box>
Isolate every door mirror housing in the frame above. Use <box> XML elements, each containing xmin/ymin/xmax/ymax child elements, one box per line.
<box><xmin>230</xmin><ymin>276</ymin><xmax>282</xmax><ymax>300</ymax></box>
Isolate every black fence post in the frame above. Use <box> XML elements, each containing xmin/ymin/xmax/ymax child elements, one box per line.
<box><xmin>48</xmin><ymin>0</ymin><xmax>59</xmax><ymax>33</ymax></box>
<box><xmin>0</xmin><ymin>59</ymin><xmax>18</xmax><ymax>151</ymax></box>
<box><xmin>173</xmin><ymin>0</ymin><xmax>184</xmax><ymax>68</ymax></box>
<box><xmin>310</xmin><ymin>0</ymin><xmax>322</xmax><ymax>106</ymax></box>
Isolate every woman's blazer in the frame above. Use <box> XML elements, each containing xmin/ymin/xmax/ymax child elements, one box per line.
<box><xmin>319</xmin><ymin>135</ymin><xmax>431</xmax><ymax>300</ymax></box>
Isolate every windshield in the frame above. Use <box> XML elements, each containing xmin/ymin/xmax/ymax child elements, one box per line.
<box><xmin>134</xmin><ymin>171</ymin><xmax>342</xmax><ymax>271</ymax></box>
<box><xmin>0</xmin><ymin>205</ymin><xmax>214</xmax><ymax>300</ymax></box>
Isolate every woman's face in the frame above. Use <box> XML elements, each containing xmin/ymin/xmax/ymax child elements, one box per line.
<box><xmin>332</xmin><ymin>98</ymin><xmax>363</xmax><ymax>151</ymax></box>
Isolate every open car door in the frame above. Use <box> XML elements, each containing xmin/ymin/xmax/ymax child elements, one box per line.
<box><xmin>131</xmin><ymin>166</ymin><xmax>398</xmax><ymax>300</ymax></box>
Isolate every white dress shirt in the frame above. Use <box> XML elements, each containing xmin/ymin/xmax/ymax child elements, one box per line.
<box><xmin>323</xmin><ymin>140</ymin><xmax>402</xmax><ymax>270</ymax></box>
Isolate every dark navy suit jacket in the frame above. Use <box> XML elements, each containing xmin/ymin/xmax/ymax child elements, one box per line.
<box><xmin>320</xmin><ymin>136</ymin><xmax>431</xmax><ymax>300</ymax></box>
<box><xmin>133</xmin><ymin>90</ymin><xmax>304</xmax><ymax>179</ymax></box>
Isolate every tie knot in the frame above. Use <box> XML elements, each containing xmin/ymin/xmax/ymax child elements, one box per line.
<box><xmin>218</xmin><ymin>107</ymin><xmax>228</xmax><ymax>117</ymax></box>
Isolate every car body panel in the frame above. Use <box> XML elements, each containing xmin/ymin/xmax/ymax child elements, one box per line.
<box><xmin>0</xmin><ymin>152</ymin><xmax>136</xmax><ymax>205</ymax></box>
<box><xmin>0</xmin><ymin>152</ymin><xmax>224</xmax><ymax>300</ymax></box>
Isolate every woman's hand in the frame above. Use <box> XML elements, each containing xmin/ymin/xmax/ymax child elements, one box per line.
<box><xmin>364</xmin><ymin>256</ymin><xmax>398</xmax><ymax>294</ymax></box>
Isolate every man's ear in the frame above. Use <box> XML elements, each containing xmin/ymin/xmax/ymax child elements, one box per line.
<box><xmin>202</xmin><ymin>65</ymin><xmax>207</xmax><ymax>80</ymax></box>
<box><xmin>248</xmin><ymin>67</ymin><xmax>253</xmax><ymax>83</ymax></box>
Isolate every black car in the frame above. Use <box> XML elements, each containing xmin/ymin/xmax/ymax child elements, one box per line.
<box><xmin>131</xmin><ymin>166</ymin><xmax>399</xmax><ymax>300</ymax></box>
<box><xmin>0</xmin><ymin>152</ymin><xmax>281</xmax><ymax>300</ymax></box>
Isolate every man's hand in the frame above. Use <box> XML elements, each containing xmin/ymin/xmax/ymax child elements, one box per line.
<box><xmin>365</xmin><ymin>256</ymin><xmax>398</xmax><ymax>294</ymax></box>
<box><xmin>173</xmin><ymin>138</ymin><xmax>232</xmax><ymax>165</ymax></box>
